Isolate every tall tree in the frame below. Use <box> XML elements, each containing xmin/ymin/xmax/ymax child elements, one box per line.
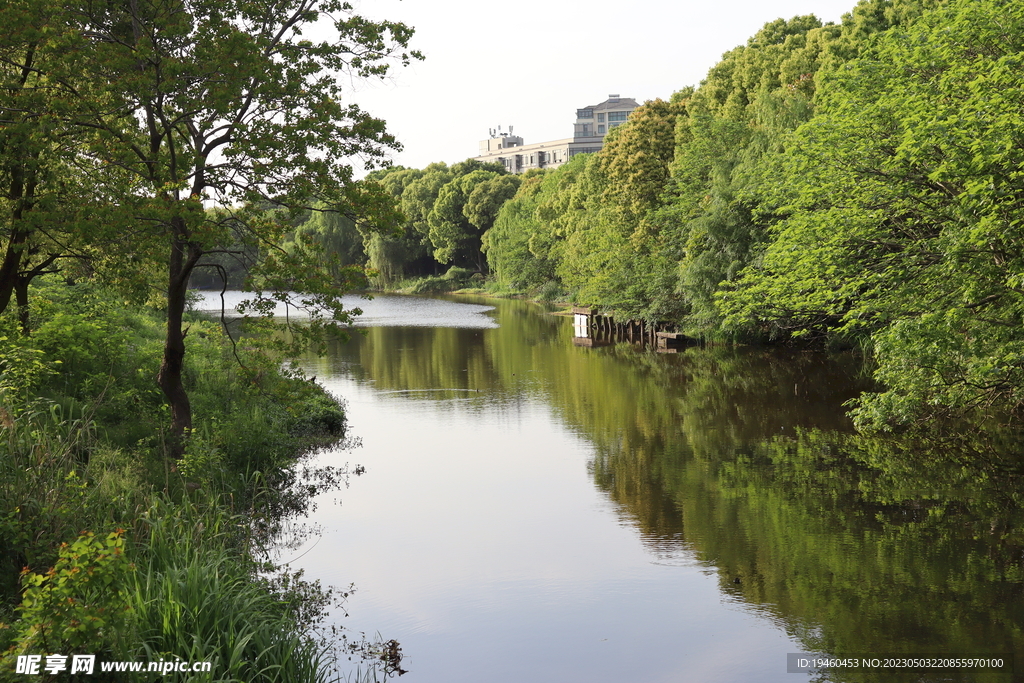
<box><xmin>358</xmin><ymin>167</ymin><xmax>433</xmax><ymax>284</ymax></box>
<box><xmin>427</xmin><ymin>169</ymin><xmax>499</xmax><ymax>269</ymax></box>
<box><xmin>424</xmin><ymin>162</ymin><xmax>507</xmax><ymax>271</ymax></box>
<box><xmin>0</xmin><ymin>0</ymin><xmax>132</xmax><ymax>333</ymax></box>
<box><xmin>722</xmin><ymin>0</ymin><xmax>1024</xmax><ymax>427</ymax></box>
<box><xmin>13</xmin><ymin>0</ymin><xmax>420</xmax><ymax>449</ymax></box>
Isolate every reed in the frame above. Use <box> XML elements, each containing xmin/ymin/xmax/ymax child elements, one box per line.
<box><xmin>124</xmin><ymin>499</ymin><xmax>330</xmax><ymax>682</ymax></box>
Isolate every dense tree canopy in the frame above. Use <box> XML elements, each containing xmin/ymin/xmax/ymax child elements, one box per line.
<box><xmin>8</xmin><ymin>0</ymin><xmax>999</xmax><ymax>434</ymax></box>
<box><xmin>475</xmin><ymin>0</ymin><xmax>1024</xmax><ymax>428</ymax></box>
<box><xmin>722</xmin><ymin>0</ymin><xmax>1024</xmax><ymax>428</ymax></box>
<box><xmin>1</xmin><ymin>0</ymin><xmax>420</xmax><ymax>447</ymax></box>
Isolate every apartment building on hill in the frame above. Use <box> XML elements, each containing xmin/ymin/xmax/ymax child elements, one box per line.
<box><xmin>473</xmin><ymin>95</ymin><xmax>639</xmax><ymax>174</ymax></box>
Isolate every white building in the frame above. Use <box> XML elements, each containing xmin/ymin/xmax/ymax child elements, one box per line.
<box><xmin>473</xmin><ymin>95</ymin><xmax>639</xmax><ymax>174</ymax></box>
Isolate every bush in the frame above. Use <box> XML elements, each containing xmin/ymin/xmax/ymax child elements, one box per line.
<box><xmin>400</xmin><ymin>276</ymin><xmax>450</xmax><ymax>294</ymax></box>
<box><xmin>441</xmin><ymin>266</ymin><xmax>474</xmax><ymax>281</ymax></box>
<box><xmin>1</xmin><ymin>530</ymin><xmax>134</xmax><ymax>662</ymax></box>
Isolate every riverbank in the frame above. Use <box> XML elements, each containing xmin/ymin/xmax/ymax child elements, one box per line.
<box><xmin>377</xmin><ymin>269</ymin><xmax>568</xmax><ymax>306</ymax></box>
<box><xmin>0</xmin><ymin>281</ymin><xmax>381</xmax><ymax>682</ymax></box>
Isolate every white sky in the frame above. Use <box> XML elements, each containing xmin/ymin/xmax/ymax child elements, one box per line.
<box><xmin>343</xmin><ymin>0</ymin><xmax>861</xmax><ymax>173</ymax></box>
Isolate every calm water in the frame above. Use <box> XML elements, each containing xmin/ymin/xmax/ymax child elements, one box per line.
<box><xmin>199</xmin><ymin>293</ymin><xmax>1024</xmax><ymax>682</ymax></box>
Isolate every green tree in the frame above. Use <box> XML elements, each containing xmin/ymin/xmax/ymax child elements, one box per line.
<box><xmin>287</xmin><ymin>208</ymin><xmax>367</xmax><ymax>277</ymax></box>
<box><xmin>464</xmin><ymin>174</ymin><xmax>521</xmax><ymax>237</ymax></box>
<box><xmin>597</xmin><ymin>98</ymin><xmax>682</xmax><ymax>229</ymax></box>
<box><xmin>427</xmin><ymin>169</ymin><xmax>502</xmax><ymax>270</ymax></box>
<box><xmin>0</xmin><ymin>1</ymin><xmax>134</xmax><ymax>334</ymax></box>
<box><xmin>9</xmin><ymin>0</ymin><xmax>421</xmax><ymax>450</ymax></box>
<box><xmin>550</xmin><ymin>100</ymin><xmax>684</xmax><ymax>318</ymax></box>
<box><xmin>483</xmin><ymin>169</ymin><xmax>558</xmax><ymax>290</ymax></box>
<box><xmin>359</xmin><ymin>167</ymin><xmax>434</xmax><ymax>284</ymax></box>
<box><xmin>722</xmin><ymin>0</ymin><xmax>1024</xmax><ymax>427</ymax></box>
<box><xmin>664</xmin><ymin>16</ymin><xmax>833</xmax><ymax>333</ymax></box>
<box><xmin>401</xmin><ymin>163</ymin><xmax>455</xmax><ymax>242</ymax></box>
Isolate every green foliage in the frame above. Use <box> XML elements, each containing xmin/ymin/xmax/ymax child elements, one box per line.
<box><xmin>124</xmin><ymin>504</ymin><xmax>329</xmax><ymax>683</ymax></box>
<box><xmin>400</xmin><ymin>163</ymin><xmax>456</xmax><ymax>241</ymax></box>
<box><xmin>666</xmin><ymin>15</ymin><xmax>838</xmax><ymax>334</ymax></box>
<box><xmin>352</xmin><ymin>170</ymin><xmax>431</xmax><ymax>285</ymax></box>
<box><xmin>722</xmin><ymin>0</ymin><xmax>1024</xmax><ymax>426</ymax></box>
<box><xmin>479</xmin><ymin>0</ymin><xmax>1024</xmax><ymax>431</ymax></box>
<box><xmin>0</xmin><ymin>0</ymin><xmax>412</xmax><ymax>676</ymax></box>
<box><xmin>0</xmin><ymin>283</ymin><xmax>348</xmax><ymax>539</ymax></box>
<box><xmin>427</xmin><ymin>169</ymin><xmax>503</xmax><ymax>269</ymax></box>
<box><xmin>2</xmin><ymin>498</ymin><xmax>356</xmax><ymax>682</ymax></box>
<box><xmin>597</xmin><ymin>99</ymin><xmax>682</xmax><ymax>226</ymax></box>
<box><xmin>399</xmin><ymin>276</ymin><xmax>450</xmax><ymax>295</ymax></box>
<box><xmin>0</xmin><ymin>0</ymin><xmax>135</xmax><ymax>329</ymax></box>
<box><xmin>4</xmin><ymin>530</ymin><xmax>134</xmax><ymax>658</ymax></box>
<box><xmin>178</xmin><ymin>433</ymin><xmax>226</xmax><ymax>489</ymax></box>
<box><xmin>353</xmin><ymin>159</ymin><xmax>516</xmax><ymax>282</ymax></box>
<box><xmin>0</xmin><ymin>337</ymin><xmax>55</xmax><ymax>401</ymax></box>
<box><xmin>0</xmin><ymin>282</ymin><xmax>361</xmax><ymax>679</ymax></box>
<box><xmin>0</xmin><ymin>400</ymin><xmax>148</xmax><ymax>583</ymax></box>
<box><xmin>287</xmin><ymin>208</ymin><xmax>367</xmax><ymax>277</ymax></box>
<box><xmin>503</xmin><ymin>99</ymin><xmax>687</xmax><ymax>319</ymax></box>
<box><xmin>0</xmin><ymin>0</ymin><xmax>422</xmax><ymax>445</ymax></box>
<box><xmin>463</xmin><ymin>175</ymin><xmax>521</xmax><ymax>234</ymax></box>
<box><xmin>479</xmin><ymin>2</ymin><xmax>943</xmax><ymax>333</ymax></box>
<box><xmin>485</xmin><ymin>161</ymin><xmax>580</xmax><ymax>292</ymax></box>
<box><xmin>397</xmin><ymin>267</ymin><xmax>476</xmax><ymax>295</ymax></box>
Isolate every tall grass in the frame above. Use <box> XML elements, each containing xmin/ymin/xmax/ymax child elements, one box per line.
<box><xmin>124</xmin><ymin>500</ymin><xmax>328</xmax><ymax>682</ymax></box>
<box><xmin>0</xmin><ymin>396</ymin><xmax>149</xmax><ymax>577</ymax></box>
<box><xmin>2</xmin><ymin>283</ymin><xmax>367</xmax><ymax>682</ymax></box>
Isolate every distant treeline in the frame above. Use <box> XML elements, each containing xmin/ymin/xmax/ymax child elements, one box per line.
<box><xmin>345</xmin><ymin>0</ymin><xmax>1024</xmax><ymax>431</ymax></box>
<box><xmin>277</xmin><ymin>159</ymin><xmax>520</xmax><ymax>289</ymax></box>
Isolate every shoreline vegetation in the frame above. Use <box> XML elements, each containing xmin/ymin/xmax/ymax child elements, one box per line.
<box><xmin>0</xmin><ymin>283</ymin><xmax>396</xmax><ymax>682</ymax></box>
<box><xmin>0</xmin><ymin>0</ymin><xmax>418</xmax><ymax>679</ymax></box>
<box><xmin>3</xmin><ymin>0</ymin><xmax>1024</xmax><ymax>681</ymax></box>
<box><xmin>328</xmin><ymin>0</ymin><xmax>1024</xmax><ymax>437</ymax></box>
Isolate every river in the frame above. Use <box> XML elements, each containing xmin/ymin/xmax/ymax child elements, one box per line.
<box><xmin>200</xmin><ymin>292</ymin><xmax>1023</xmax><ymax>683</ymax></box>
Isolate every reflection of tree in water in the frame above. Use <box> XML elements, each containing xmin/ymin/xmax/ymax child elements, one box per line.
<box><xmin>308</xmin><ymin>298</ymin><xmax>1023</xmax><ymax>682</ymax></box>
<box><xmin>582</xmin><ymin>347</ymin><xmax>1024</xmax><ymax>682</ymax></box>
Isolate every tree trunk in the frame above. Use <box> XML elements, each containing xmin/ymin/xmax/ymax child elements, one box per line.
<box><xmin>156</xmin><ymin>225</ymin><xmax>202</xmax><ymax>457</ymax></box>
<box><xmin>475</xmin><ymin>247</ymin><xmax>488</xmax><ymax>275</ymax></box>
<box><xmin>15</xmin><ymin>276</ymin><xmax>30</xmax><ymax>335</ymax></box>
<box><xmin>0</xmin><ymin>163</ymin><xmax>32</xmax><ymax>317</ymax></box>
<box><xmin>0</xmin><ymin>230</ymin><xmax>27</xmax><ymax>318</ymax></box>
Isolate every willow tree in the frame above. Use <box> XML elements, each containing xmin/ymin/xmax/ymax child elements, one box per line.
<box><xmin>14</xmin><ymin>0</ymin><xmax>420</xmax><ymax>450</ymax></box>
<box><xmin>428</xmin><ymin>170</ymin><xmax>518</xmax><ymax>272</ymax></box>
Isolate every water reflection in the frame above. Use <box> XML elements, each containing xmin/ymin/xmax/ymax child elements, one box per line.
<box><xmin>295</xmin><ymin>295</ymin><xmax>1022</xmax><ymax>683</ymax></box>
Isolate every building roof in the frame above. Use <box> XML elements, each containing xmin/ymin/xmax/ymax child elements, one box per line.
<box><xmin>585</xmin><ymin>96</ymin><xmax>640</xmax><ymax>112</ymax></box>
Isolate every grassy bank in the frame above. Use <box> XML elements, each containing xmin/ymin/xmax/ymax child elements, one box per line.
<box><xmin>0</xmin><ymin>281</ymin><xmax>383</xmax><ymax>682</ymax></box>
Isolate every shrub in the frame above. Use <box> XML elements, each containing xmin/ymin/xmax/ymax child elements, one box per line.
<box><xmin>1</xmin><ymin>530</ymin><xmax>134</xmax><ymax>660</ymax></box>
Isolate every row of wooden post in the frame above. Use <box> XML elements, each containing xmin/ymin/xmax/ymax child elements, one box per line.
<box><xmin>571</xmin><ymin>307</ymin><xmax>693</xmax><ymax>350</ymax></box>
